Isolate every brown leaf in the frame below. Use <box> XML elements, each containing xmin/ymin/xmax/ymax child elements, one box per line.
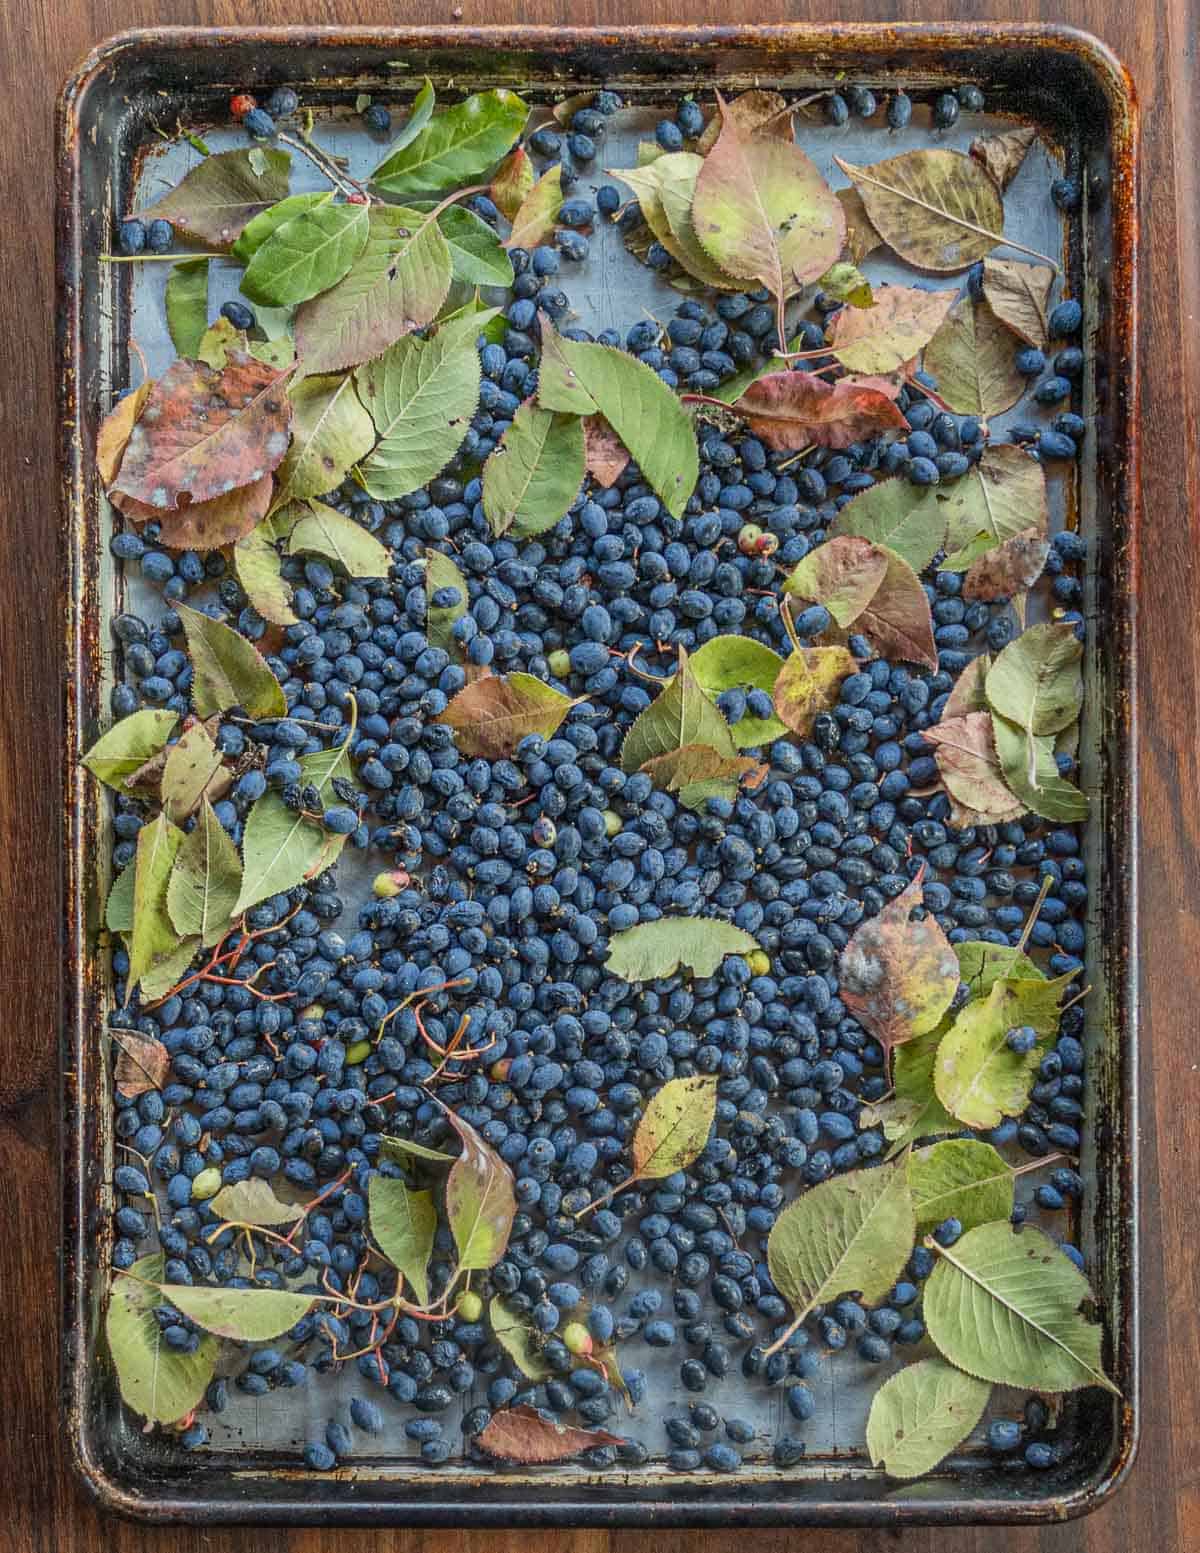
<box><xmin>111</xmin><ymin>352</ymin><xmax>293</xmax><ymax>511</ymax></box>
<box><xmin>773</xmin><ymin>646</ymin><xmax>858</xmax><ymax>736</ymax></box>
<box><xmin>111</xmin><ymin>474</ymin><xmax>274</xmax><ymax>552</ymax></box>
<box><xmin>835</xmin><ymin>150</ymin><xmax>1007</xmax><ymax>274</ymax></box>
<box><xmin>963</xmin><ymin>528</ymin><xmax>1050</xmax><ymax>600</ymax></box>
<box><xmin>941</xmin><ymin>654</ymin><xmax>991</xmax><ymax>719</ymax></box>
<box><xmin>839</xmin><ymin>865</ymin><xmax>960</xmax><ymax>1067</ymax></box>
<box><xmin>925</xmin><ymin>711</ymin><xmax>1026</xmax><ymax>823</ymax></box>
<box><xmin>490</xmin><ymin>145</ymin><xmax>535</xmax><ymax>220</ymax></box>
<box><xmin>97</xmin><ymin>383</ymin><xmax>152</xmax><ymax>486</ymax></box>
<box><xmin>477</xmin><ymin>1405</ymin><xmax>624</xmax><ymax>1464</ymax></box>
<box><xmin>853</xmin><ymin>548</ymin><xmax>939</xmax><ymax>672</ymax></box>
<box><xmin>783</xmin><ymin>534</ymin><xmax>889</xmax><ymax>628</ymax></box>
<box><xmin>725</xmin><ymin>370</ymin><xmax>907</xmax><ymax>451</ymax></box>
<box><xmin>582</xmin><ymin>414</ymin><xmax>630</xmax><ymax>487</ymax></box>
<box><xmin>848</xmin><ymin>368</ymin><xmax>911</xmax><ymax>401</ymax></box>
<box><xmin>981</xmin><ymin>257</ymin><xmax>1055</xmax><ymax>348</ymax></box>
<box><xmin>435</xmin><ymin>672</ymin><xmax>578</xmax><ymax>758</ymax></box>
<box><xmin>113</xmin><ymin>1028</ymin><xmax>170</xmax><ymax>1098</ymax></box>
<box><xmin>828</xmin><ymin>284</ymin><xmax>956</xmax><ymax>375</ymax></box>
<box><xmin>696</xmin><ymin>89</ymin><xmax>793</xmax><ymax>154</ymax></box>
<box><xmin>970</xmin><ymin>125</ymin><xmax>1038</xmax><ymax>191</ymax></box>
<box><xmin>639</xmin><ymin>743</ymin><xmax>760</xmax><ymax>793</ymax></box>
<box><xmin>837</xmin><ymin>186</ymin><xmax>883</xmax><ymax>266</ymax></box>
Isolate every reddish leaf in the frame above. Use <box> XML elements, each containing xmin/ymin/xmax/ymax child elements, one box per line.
<box><xmin>113</xmin><ymin>1029</ymin><xmax>170</xmax><ymax>1097</ymax></box>
<box><xmin>505</xmin><ymin>165</ymin><xmax>564</xmax><ymax>252</ymax></box>
<box><xmin>110</xmin><ymin>474</ymin><xmax>274</xmax><ymax>552</ymax></box>
<box><xmin>96</xmin><ymin>383</ymin><xmax>152</xmax><ymax>485</ymax></box>
<box><xmin>962</xmin><ymin>528</ymin><xmax>1051</xmax><ymax>600</ymax></box>
<box><xmin>925</xmin><ymin>711</ymin><xmax>1026</xmax><ymax>824</ymax></box>
<box><xmin>848</xmin><ymin>368</ymin><xmax>912</xmax><ymax>401</ymax></box>
<box><xmin>582</xmin><ymin>415</ymin><xmax>630</xmax><ymax>487</ymax></box>
<box><xmin>477</xmin><ymin>1405</ymin><xmax>624</xmax><ymax>1464</ymax></box>
<box><xmin>840</xmin><ymin>865</ymin><xmax>960</xmax><ymax>1067</ymax></box>
<box><xmin>828</xmin><ymin>284</ymin><xmax>956</xmax><ymax>375</ymax></box>
<box><xmin>726</xmin><ymin>370</ymin><xmax>907</xmax><ymax>451</ymax></box>
<box><xmin>783</xmin><ymin>534</ymin><xmax>889</xmax><ymax>627</ymax></box>
<box><xmin>490</xmin><ymin>145</ymin><xmax>535</xmax><ymax>220</ymax></box>
<box><xmin>853</xmin><ymin>548</ymin><xmax>939</xmax><ymax>673</ymax></box>
<box><xmin>111</xmin><ymin>352</ymin><xmax>293</xmax><ymax>511</ymax></box>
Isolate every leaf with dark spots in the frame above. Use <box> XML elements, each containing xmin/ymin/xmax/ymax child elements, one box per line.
<box><xmin>582</xmin><ymin>415</ymin><xmax>630</xmax><ymax>488</ymax></box>
<box><xmin>632</xmin><ymin>1075</ymin><xmax>719</xmax><ymax>1179</ymax></box>
<box><xmin>970</xmin><ymin>125</ymin><xmax>1038</xmax><ymax>191</ymax></box>
<box><xmin>477</xmin><ymin>1405</ymin><xmax>624</xmax><ymax>1464</ymax></box>
<box><xmin>435</xmin><ymin>672</ymin><xmax>578</xmax><ymax>758</ymax></box>
<box><xmin>723</xmin><ymin>370</ymin><xmax>907</xmax><ymax>451</ymax></box>
<box><xmin>782</xmin><ymin>534</ymin><xmax>889</xmax><ymax>627</ymax></box>
<box><xmin>272</xmin><ymin>373</ymin><xmax>375</xmax><ymax>508</ymax></box>
<box><xmin>439</xmin><ymin>1101</ymin><xmax>517</xmax><ymax>1272</ymax></box>
<box><xmin>773</xmin><ymin>646</ymin><xmax>858</xmax><ymax>737</ymax></box>
<box><xmin>828</xmin><ymin>284</ymin><xmax>956</xmax><ymax>375</ymax></box>
<box><xmin>839</xmin><ymin>865</ymin><xmax>960</xmax><ymax>1068</ymax></box>
<box><xmin>963</xmin><ymin>528</ymin><xmax>1050</xmax><ymax>600</ymax></box>
<box><xmin>835</xmin><ymin>149</ymin><xmax>1009</xmax><ymax>273</ymax></box>
<box><xmin>111</xmin><ymin>474</ymin><xmax>274</xmax><ymax>553</ymax></box>
<box><xmin>925</xmin><ymin>711</ymin><xmax>1026</xmax><ymax>824</ymax></box>
<box><xmin>113</xmin><ymin>1028</ymin><xmax>170</xmax><ymax>1097</ymax></box>
<box><xmin>110</xmin><ymin>352</ymin><xmax>293</xmax><ymax>511</ymax></box>
<box><xmin>142</xmin><ymin>147</ymin><xmax>292</xmax><ymax>248</ymax></box>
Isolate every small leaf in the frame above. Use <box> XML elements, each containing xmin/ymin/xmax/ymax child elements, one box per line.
<box><xmin>368</xmin><ymin>1176</ymin><xmax>437</xmax><ymax>1306</ymax></box>
<box><xmin>142</xmin><ymin>147</ymin><xmax>292</xmax><ymax>248</ymax></box>
<box><xmin>605</xmin><ymin>916</ymin><xmax>761</xmax><ymax>982</ymax></box>
<box><xmin>692</xmin><ymin>97</ymin><xmax>845</xmax><ymax>300</ymax></box>
<box><xmin>140</xmin><ymin>939</ymin><xmax>201</xmax><ymax>1003</ymax></box>
<box><xmin>106</xmin><ymin>864</ymin><xmax>136</xmax><ymax>935</ymax></box>
<box><xmin>695</xmin><ymin>88</ymin><xmax>793</xmax><ymax>154</ymax></box>
<box><xmin>767</xmin><ymin>1158</ymin><xmax>915</xmax><ymax>1323</ymax></box>
<box><xmin>639</xmin><ymin>744</ymin><xmax>762</xmax><ymax>809</ymax></box>
<box><xmin>232</xmin><ymin>191</ymin><xmax>333</xmax><ymax>262</ymax></box>
<box><xmin>490</xmin><ymin>144</ymin><xmax>535</xmax><ymax>219</ymax></box>
<box><xmin>924</xmin><ymin>712</ymin><xmax>1026</xmax><ymax>825</ymax></box>
<box><xmin>839</xmin><ymin>866</ymin><xmax>960</xmax><ymax>1066</ymax></box>
<box><xmin>111</xmin><ymin>351</ymin><xmax>293</xmax><ymax>511</ymax></box>
<box><xmin>867</xmin><ymin>1358</ymin><xmax>992</xmax><ymax>1479</ymax></box>
<box><xmin>435</xmin><ymin>672</ymin><xmax>577</xmax><ymax>758</ymax></box>
<box><xmin>166</xmin><ymin>796</ymin><xmax>243</xmax><ymax>947</ymax></box>
<box><xmin>993</xmin><ymin>713</ymin><xmax>1090</xmax><ymax>822</ymax></box>
<box><xmin>970</xmin><ymin>125</ymin><xmax>1038</xmax><ymax>192</ymax></box>
<box><xmin>178</xmin><ymin>604</ymin><xmax>286</xmax><ymax>719</ymax></box>
<box><xmin>164</xmin><ymin>259</ymin><xmax>211</xmax><ymax>357</ymax></box>
<box><xmin>371</xmin><ymin>89</ymin><xmax>528</xmax><ymax>194</ymax></box>
<box><xmin>830</xmin><ymin>480</ymin><xmax>946</xmax><ymax>574</ymax></box>
<box><xmin>210</xmin><ymin>1178</ymin><xmax>303</xmax><ymax>1226</ymax></box>
<box><xmin>288</xmin><ymin>499</ymin><xmax>392</xmax><ymax>577</ymax></box>
<box><xmin>490</xmin><ymin>1297</ymin><xmax>552</xmax><ymax>1380</ymax></box>
<box><xmin>688</xmin><ymin>633</ymin><xmax>787</xmax><ymax>748</ymax></box>
<box><xmin>773</xmin><ymin>646</ymin><xmax>858</xmax><ymax>738</ymax></box>
<box><xmin>194</xmin><ymin>316</ymin><xmax>247</xmax><ymax>368</ymax></box>
<box><xmin>582</xmin><ymin>415</ymin><xmax>630</xmax><ymax>488</ymax></box>
<box><xmin>505</xmin><ymin>164</ymin><xmax>564</xmax><ymax>252</ymax></box>
<box><xmin>434</xmin><ymin>204</ymin><xmax>515</xmax><ymax>286</ymax></box>
<box><xmin>112</xmin><ymin>473</ymin><xmax>275</xmax><ymax>553</ymax></box>
<box><xmin>632</xmin><ymin>1075</ymin><xmax>718</xmax><ymax>1179</ymax></box>
<box><xmin>908</xmin><ymin>1139</ymin><xmax>1014</xmax><ymax>1232</ymax></box>
<box><xmin>107</xmin><ymin>1256</ymin><xmax>217</xmax><ymax>1423</ymax></box>
<box><xmin>923</xmin><ymin>295</ymin><xmax>1027</xmax><ymax>418</ymax></box>
<box><xmin>477</xmin><ymin>1405</ymin><xmax>623</xmax><ymax>1464</ymax></box>
<box><xmin>113</xmin><ymin>1028</ymin><xmax>170</xmax><ymax>1097</ymax></box>
<box><xmin>96</xmin><ymin>382</ymin><xmax>152</xmax><ymax>484</ymax></box>
<box><xmin>424</xmin><ymin>548</ymin><xmax>469</xmax><ymax>654</ymax></box>
<box><xmin>985</xmin><ymin>622</ymin><xmax>1083</xmax><ymax>737</ymax></box>
<box><xmin>273</xmin><ymin>372</ymin><xmax>375</xmax><ymax>508</ymax></box>
<box><xmin>981</xmin><ymin>257</ymin><xmax>1055</xmax><ymax>348</ymax></box>
<box><xmin>160</xmin><ymin>721</ymin><xmax>228</xmax><ymax>824</ymax></box>
<box><xmin>835</xmin><ymin>149</ymin><xmax>1009</xmax><ymax>273</ymax></box>
<box><xmin>157</xmin><ymin>1283</ymin><xmax>315</xmax><ymax>1342</ymax></box>
<box><xmin>876</xmin><ymin>1028</ymin><xmax>960</xmax><ymax>1159</ymax></box>
<box><xmin>482</xmin><ymin>400</ymin><xmax>586</xmax><ymax>537</ymax></box>
<box><xmin>817</xmin><ymin>259</ymin><xmax>874</xmax><ymax>308</ymax></box>
<box><xmin>552</xmin><ymin>90</ymin><xmax>598</xmax><ymax>125</ymax></box>
<box><xmin>924</xmin><ymin>1222</ymin><xmax>1119</xmax><ymax>1394</ymax></box>
<box><xmin>127</xmin><ymin>814</ymin><xmax>188</xmax><ymax>997</ymax></box>
<box><xmin>234</xmin><ymin>519</ymin><xmax>298</xmax><ymax>627</ymax></box>
<box><xmin>724</xmin><ymin>370</ymin><xmax>907</xmax><ymax>452</ymax></box>
<box><xmin>963</xmin><ymin>528</ymin><xmax>1050</xmax><ymax>600</ymax></box>
<box><xmin>934</xmin><ymin>973</ymin><xmax>1073</xmax><ymax>1128</ymax></box>
<box><xmin>381</xmin><ymin>1133</ymin><xmax>456</xmax><ymax>1165</ymax></box>
<box><xmin>81</xmin><ymin>708</ymin><xmax>178</xmax><ymax>790</ymax></box>
<box><xmin>782</xmin><ymin>534</ymin><xmax>888</xmax><ymax>627</ymax></box>
<box><xmin>440</xmin><ymin>1103</ymin><xmax>517</xmax><ymax>1272</ymax></box>
<box><xmin>828</xmin><ymin>284</ymin><xmax>956</xmax><ymax>374</ymax></box>
<box><xmin>241</xmin><ymin>199</ymin><xmax>370</xmax><ymax>307</ymax></box>
<box><xmin>620</xmin><ymin>647</ymin><xmax>735</xmax><ymax>772</ymax></box>
<box><xmin>838</xmin><ymin>185</ymin><xmax>883</xmax><ymax>266</ymax></box>
<box><xmin>536</xmin><ymin>316</ymin><xmax>699</xmax><ymax>520</ymax></box>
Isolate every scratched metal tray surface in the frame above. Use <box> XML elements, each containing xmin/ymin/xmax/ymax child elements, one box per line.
<box><xmin>57</xmin><ymin>24</ymin><xmax>1139</xmax><ymax>1529</ymax></box>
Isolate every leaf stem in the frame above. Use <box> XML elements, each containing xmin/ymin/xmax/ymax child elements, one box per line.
<box><xmin>1009</xmin><ymin>1150</ymin><xmax>1071</xmax><ymax>1179</ymax></box>
<box><xmin>780</xmin><ymin>595</ymin><xmax>803</xmax><ymax>655</ymax></box>
<box><xmin>761</xmin><ymin>1302</ymin><xmax>813</xmax><ymax>1359</ymax></box>
<box><xmin>411</xmin><ymin>182</ymin><xmax>492</xmax><ymax>239</ymax></box>
<box><xmin>276</xmin><ymin>131</ymin><xmax>368</xmax><ymax>200</ymax></box>
<box><xmin>572</xmin><ymin>1171</ymin><xmax>639</xmax><ymax>1221</ymax></box>
<box><xmin>680</xmin><ymin>390</ymin><xmax>745</xmax><ymax>415</ymax></box>
<box><xmin>1016</xmin><ymin>872</ymin><xmax>1055</xmax><ymax>954</ymax></box>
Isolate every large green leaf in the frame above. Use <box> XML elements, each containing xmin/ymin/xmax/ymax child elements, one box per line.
<box><xmin>166</xmin><ymin>797</ymin><xmax>242</xmax><ymax>948</ymax></box>
<box><xmin>142</xmin><ymin>148</ymin><xmax>292</xmax><ymax>248</ymax></box>
<box><xmin>830</xmin><ymin>481</ymin><xmax>947</xmax><ymax>574</ymax></box>
<box><xmin>106</xmin><ymin>1255</ymin><xmax>217</xmax><ymax>1424</ymax></box>
<box><xmin>992</xmin><ymin>713</ymin><xmax>1089</xmax><ymax>822</ymax></box>
<box><xmin>536</xmin><ymin>317</ymin><xmax>699</xmax><ymax>519</ymax></box>
<box><xmin>159</xmin><ymin>719</ymin><xmax>227</xmax><ymax>824</ymax></box>
<box><xmin>923</xmin><ymin>294</ymin><xmax>1027</xmax><ymax>418</ymax></box>
<box><xmin>924</xmin><ymin>1223</ymin><xmax>1119</xmax><ymax>1394</ymax></box>
<box><xmin>908</xmin><ymin>1139</ymin><xmax>1014</xmax><ymax>1232</ymax></box>
<box><xmin>620</xmin><ymin>647</ymin><xmax>734</xmax><ymax>773</ymax></box>
<box><xmin>440</xmin><ymin>1104</ymin><xmax>517</xmax><ymax>1272</ymax></box>
<box><xmin>371</xmin><ymin>89</ymin><xmax>528</xmax><ymax>195</ymax></box>
<box><xmin>986</xmin><ymin>622</ymin><xmax>1084</xmax><ymax>735</ymax></box>
<box><xmin>605</xmin><ymin>916</ymin><xmax>760</xmax><ymax>982</ymax></box>
<box><xmin>177</xmin><ymin>604</ymin><xmax>287</xmax><ymax>719</ymax></box>
<box><xmin>232</xmin><ymin>191</ymin><xmax>332</xmax><ymax>262</ymax></box>
<box><xmin>482</xmin><ymin>400</ymin><xmax>585</xmax><ymax>537</ymax></box>
<box><xmin>956</xmin><ymin>940</ymin><xmax>1044</xmax><ymax>997</ymax></box>
<box><xmin>432</xmin><ymin>204</ymin><xmax>514</xmax><ymax>287</ymax></box>
<box><xmin>614</xmin><ymin>154</ymin><xmax>738</xmax><ymax>291</ymax></box>
<box><xmin>834</xmin><ymin>148</ymin><xmax>1007</xmax><ymax>274</ymax></box>
<box><xmin>241</xmin><ymin>199</ymin><xmax>370</xmax><ymax>307</ymax></box>
<box><xmin>688</xmin><ymin>634</ymin><xmax>786</xmax><ymax>748</ymax></box>
<box><xmin>272</xmin><ymin>373</ymin><xmax>376</xmax><ymax>508</ymax></box>
<box><xmin>288</xmin><ymin>499</ymin><xmax>391</xmax><ymax>578</ymax></box>
<box><xmin>81</xmin><ymin>709</ymin><xmax>177</xmax><ymax>790</ymax></box>
<box><xmin>631</xmin><ymin>1076</ymin><xmax>718</xmax><ymax>1178</ymax></box>
<box><xmin>157</xmin><ymin>1283</ymin><xmax>315</xmax><ymax>1341</ymax></box>
<box><xmin>878</xmin><ymin>1027</ymin><xmax>960</xmax><ymax>1158</ymax></box>
<box><xmin>126</xmin><ymin>813</ymin><xmax>188</xmax><ymax>997</ymax></box>
<box><xmin>164</xmin><ymin>258</ymin><xmax>210</xmax><ymax>357</ymax></box>
<box><xmin>866</xmin><ymin>1358</ymin><xmax>992</xmax><ymax>1479</ymax></box>
<box><xmin>934</xmin><ymin>973</ymin><xmax>1073</xmax><ymax>1128</ymax></box>
<box><xmin>368</xmin><ymin>1176</ymin><xmax>436</xmax><ymax>1306</ymax></box>
<box><xmin>939</xmin><ymin>446</ymin><xmax>1049</xmax><ymax>570</ymax></box>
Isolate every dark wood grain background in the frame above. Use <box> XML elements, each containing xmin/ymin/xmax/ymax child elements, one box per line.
<box><xmin>3</xmin><ymin>0</ymin><xmax>1196</xmax><ymax>1548</ymax></box>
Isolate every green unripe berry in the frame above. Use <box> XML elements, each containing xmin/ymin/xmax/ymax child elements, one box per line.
<box><xmin>458</xmin><ymin>1291</ymin><xmax>483</xmax><ymax>1322</ymax></box>
<box><xmin>603</xmin><ymin>809</ymin><xmax>622</xmax><ymax>838</ymax></box>
<box><xmin>192</xmin><ymin>1167</ymin><xmax>222</xmax><ymax>1201</ymax></box>
<box><xmin>548</xmin><ymin>649</ymin><xmax>571</xmax><ymax>677</ymax></box>
<box><xmin>748</xmin><ymin>949</ymin><xmax>771</xmax><ymax>977</ymax></box>
<box><xmin>345</xmin><ymin>1039</ymin><xmax>373</xmax><ymax>1066</ymax></box>
<box><xmin>373</xmin><ymin>869</ymin><xmax>409</xmax><ymax>898</ymax></box>
<box><xmin>562</xmin><ymin>1321</ymin><xmax>592</xmax><ymax>1355</ymax></box>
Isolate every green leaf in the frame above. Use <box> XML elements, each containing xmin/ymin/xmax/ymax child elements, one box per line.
<box><xmin>177</xmin><ymin>604</ymin><xmax>287</xmax><ymax>719</ymax></box>
<box><xmin>440</xmin><ymin>1103</ymin><xmax>517</xmax><ymax>1272</ymax></box>
<box><xmin>106</xmin><ymin>1255</ymin><xmax>217</xmax><ymax>1424</ymax></box>
<box><xmin>241</xmin><ymin>199</ymin><xmax>370</xmax><ymax>307</ymax></box>
<box><xmin>620</xmin><ymin>647</ymin><xmax>734</xmax><ymax>773</ymax></box>
<box><xmin>295</xmin><ymin>205</ymin><xmax>453</xmax><ymax>375</ymax></box>
<box><xmin>605</xmin><ymin>916</ymin><xmax>761</xmax><ymax>982</ymax></box>
<box><xmin>691</xmin><ymin>97</ymin><xmax>844</xmax><ymax>300</ymax></box>
<box><xmin>371</xmin><ymin>89</ymin><xmax>528</xmax><ymax>194</ymax></box>
<box><xmin>436</xmin><ymin>204</ymin><xmax>515</xmax><ymax>287</ymax></box>
<box><xmin>506</xmin><ymin>165</ymin><xmax>566</xmax><ymax>252</ymax></box>
<box><xmin>383</xmin><ymin>79</ymin><xmax>436</xmax><ymax>158</ymax></box>
<box><xmin>631</xmin><ymin>1075</ymin><xmax>718</xmax><ymax>1179</ymax></box>
<box><xmin>834</xmin><ymin>149</ymin><xmax>1007</xmax><ymax>274</ymax></box>
<box><xmin>288</xmin><ymin>499</ymin><xmax>392</xmax><ymax>578</ymax></box>
<box><xmin>939</xmin><ymin>446</ymin><xmax>1049</xmax><ymax>570</ymax></box>
<box><xmin>210</xmin><ymin>1177</ymin><xmax>303</xmax><ymax>1226</ymax></box>
<box><xmin>536</xmin><ymin>317</ymin><xmax>699</xmax><ymax>520</ymax></box>
<box><xmin>381</xmin><ymin>1133</ymin><xmax>456</xmax><ymax>1165</ymax></box>
<box><xmin>234</xmin><ymin>520</ymin><xmax>298</xmax><ymax>627</ymax></box>
<box><xmin>490</xmin><ymin>1296</ymin><xmax>552</xmax><ymax>1380</ymax></box>
<box><xmin>81</xmin><ymin>708</ymin><xmax>178</xmax><ymax>789</ymax></box>
<box><xmin>160</xmin><ymin>719</ymin><xmax>227</xmax><ymax>824</ymax></box>
<box><xmin>923</xmin><ymin>295</ymin><xmax>1027</xmax><ymax>418</ymax></box>
<box><xmin>783</xmin><ymin>534</ymin><xmax>888</xmax><ymax>627</ymax></box>
<box><xmin>143</xmin><ymin>147</ymin><xmax>292</xmax><ymax>248</ymax></box>
<box><xmin>140</xmin><ymin>938</ymin><xmax>202</xmax><ymax>1002</ymax></box>
<box><xmin>933</xmin><ymin>973</ymin><xmax>1073</xmax><ymax>1128</ymax></box>
<box><xmin>879</xmin><ymin>1028</ymin><xmax>960</xmax><ymax>1157</ymax></box>
<box><xmin>817</xmin><ymin>259</ymin><xmax>874</xmax><ymax>308</ymax></box>
<box><xmin>435</xmin><ymin>673</ymin><xmax>577</xmax><ymax>758</ymax></box>
<box><xmin>773</xmin><ymin>646</ymin><xmax>859</xmax><ymax>741</ymax></box>
<box><xmin>830</xmin><ymin>480</ymin><xmax>947</xmax><ymax>574</ymax></box>
<box><xmin>164</xmin><ymin>259</ymin><xmax>211</xmax><ymax>357</ymax></box>
<box><xmin>273</xmin><ymin>372</ymin><xmax>376</xmax><ymax>508</ymax></box>
<box><xmin>957</xmin><ymin>939</ymin><xmax>1044</xmax><ymax>996</ymax></box>
<box><xmin>356</xmin><ymin>308</ymin><xmax>490</xmax><ymax>500</ymax></box>
<box><xmin>985</xmin><ymin>622</ymin><xmax>1084</xmax><ymax>737</ymax></box>
<box><xmin>232</xmin><ymin>191</ymin><xmax>333</xmax><ymax>262</ymax></box>
<box><xmin>908</xmin><ymin>1139</ymin><xmax>1014</xmax><ymax>1232</ymax></box>
<box><xmin>924</xmin><ymin>1222</ymin><xmax>1119</xmax><ymax>1394</ymax></box>
<box><xmin>688</xmin><ymin>634</ymin><xmax>786</xmax><ymax>748</ymax></box>
<box><xmin>157</xmin><ymin>1282</ymin><xmax>315</xmax><ymax>1342</ymax></box>
<box><xmin>368</xmin><ymin>1176</ymin><xmax>437</xmax><ymax>1306</ymax></box>
<box><xmin>166</xmin><ymin>796</ymin><xmax>243</xmax><ymax>947</ymax></box>
<box><xmin>839</xmin><ymin>869</ymin><xmax>960</xmax><ymax>1067</ymax></box>
<box><xmin>992</xmin><ymin>713</ymin><xmax>1090</xmax><ymax>821</ymax></box>
<box><xmin>614</xmin><ymin>154</ymin><xmax>738</xmax><ymax>291</ymax></box>
<box><xmin>866</xmin><ymin>1359</ymin><xmax>992</xmax><ymax>1479</ymax></box>
<box><xmin>767</xmin><ymin>1158</ymin><xmax>915</xmax><ymax>1324</ymax></box>
<box><xmin>424</xmin><ymin>548</ymin><xmax>469</xmax><ymax>654</ymax></box>
<box><xmin>127</xmin><ymin>814</ymin><xmax>187</xmax><ymax>997</ymax></box>
<box><xmin>106</xmin><ymin>862</ymin><xmax>136</xmax><ymax>934</ymax></box>
<box><xmin>482</xmin><ymin>400</ymin><xmax>585</xmax><ymax>537</ymax></box>
<box><xmin>490</xmin><ymin>144</ymin><xmax>535</xmax><ymax>219</ymax></box>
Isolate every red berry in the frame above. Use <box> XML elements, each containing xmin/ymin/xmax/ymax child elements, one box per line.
<box><xmin>346</xmin><ymin>192</ymin><xmax>369</xmax><ymax>205</ymax></box>
<box><xmin>230</xmin><ymin>93</ymin><xmax>257</xmax><ymax>120</ymax></box>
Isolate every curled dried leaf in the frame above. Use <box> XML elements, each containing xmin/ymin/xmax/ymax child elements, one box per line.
<box><xmin>969</xmin><ymin>125</ymin><xmax>1038</xmax><ymax>191</ymax></box>
<box><xmin>113</xmin><ymin>1029</ymin><xmax>170</xmax><ymax>1097</ymax></box>
<box><xmin>696</xmin><ymin>88</ymin><xmax>793</xmax><ymax>154</ymax></box>
<box><xmin>477</xmin><ymin>1405</ymin><xmax>623</xmax><ymax>1464</ymax></box>
<box><xmin>835</xmin><ymin>149</ymin><xmax>1008</xmax><ymax>273</ymax></box>
<box><xmin>981</xmin><ymin>257</ymin><xmax>1055</xmax><ymax>348</ymax></box>
<box><xmin>582</xmin><ymin>415</ymin><xmax>630</xmax><ymax>488</ymax></box>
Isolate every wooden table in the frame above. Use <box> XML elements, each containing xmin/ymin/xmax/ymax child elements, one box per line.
<box><xmin>3</xmin><ymin>0</ymin><xmax>1196</xmax><ymax>1548</ymax></box>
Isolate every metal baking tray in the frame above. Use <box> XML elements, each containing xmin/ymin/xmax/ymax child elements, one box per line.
<box><xmin>57</xmin><ymin>23</ymin><xmax>1140</xmax><ymax>1529</ymax></box>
